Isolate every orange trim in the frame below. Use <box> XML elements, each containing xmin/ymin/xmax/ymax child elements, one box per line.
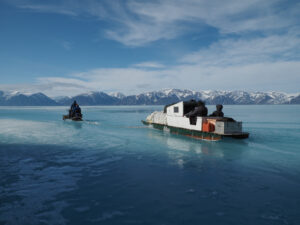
<box><xmin>172</xmin><ymin>132</ymin><xmax>222</xmax><ymax>141</ymax></box>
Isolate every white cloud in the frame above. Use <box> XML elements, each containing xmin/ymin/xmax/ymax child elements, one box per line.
<box><xmin>132</xmin><ymin>62</ymin><xmax>165</xmax><ymax>69</ymax></box>
<box><xmin>18</xmin><ymin>4</ymin><xmax>78</xmax><ymax>16</ymax></box>
<box><xmin>4</xmin><ymin>60</ymin><xmax>298</xmax><ymax>97</ymax></box>
<box><xmin>30</xmin><ymin>33</ymin><xmax>300</xmax><ymax>97</ymax></box>
<box><xmin>31</xmin><ymin>60</ymin><xmax>299</xmax><ymax>97</ymax></box>
<box><xmin>3</xmin><ymin>0</ymin><xmax>300</xmax><ymax>96</ymax></box>
<box><xmin>10</xmin><ymin>0</ymin><xmax>300</xmax><ymax>46</ymax></box>
<box><xmin>104</xmin><ymin>0</ymin><xmax>300</xmax><ymax>46</ymax></box>
<box><xmin>181</xmin><ymin>32</ymin><xmax>300</xmax><ymax>66</ymax></box>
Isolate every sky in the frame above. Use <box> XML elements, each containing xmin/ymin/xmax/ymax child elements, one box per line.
<box><xmin>0</xmin><ymin>0</ymin><xmax>299</xmax><ymax>97</ymax></box>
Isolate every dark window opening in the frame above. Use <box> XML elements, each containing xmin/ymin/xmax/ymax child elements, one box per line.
<box><xmin>174</xmin><ymin>107</ymin><xmax>179</xmax><ymax>113</ymax></box>
<box><xmin>183</xmin><ymin>101</ymin><xmax>198</xmax><ymax>114</ymax></box>
<box><xmin>189</xmin><ymin>117</ymin><xmax>197</xmax><ymax>125</ymax></box>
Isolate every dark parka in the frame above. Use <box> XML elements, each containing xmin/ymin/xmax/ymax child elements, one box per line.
<box><xmin>185</xmin><ymin>101</ymin><xmax>208</xmax><ymax>117</ymax></box>
<box><xmin>209</xmin><ymin>104</ymin><xmax>224</xmax><ymax>117</ymax></box>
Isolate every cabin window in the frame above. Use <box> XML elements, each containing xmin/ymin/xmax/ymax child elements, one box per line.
<box><xmin>174</xmin><ymin>107</ymin><xmax>179</xmax><ymax>113</ymax></box>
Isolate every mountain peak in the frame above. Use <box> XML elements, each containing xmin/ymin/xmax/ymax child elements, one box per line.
<box><xmin>109</xmin><ymin>92</ymin><xmax>125</xmax><ymax>99</ymax></box>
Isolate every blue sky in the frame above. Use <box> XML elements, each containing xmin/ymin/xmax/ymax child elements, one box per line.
<box><xmin>0</xmin><ymin>0</ymin><xmax>299</xmax><ymax>96</ymax></box>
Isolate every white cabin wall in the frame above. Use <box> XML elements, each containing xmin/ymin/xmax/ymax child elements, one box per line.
<box><xmin>166</xmin><ymin>101</ymin><xmax>202</xmax><ymax>131</ymax></box>
<box><xmin>167</xmin><ymin>102</ymin><xmax>184</xmax><ymax>116</ymax></box>
<box><xmin>167</xmin><ymin>116</ymin><xmax>202</xmax><ymax>131</ymax></box>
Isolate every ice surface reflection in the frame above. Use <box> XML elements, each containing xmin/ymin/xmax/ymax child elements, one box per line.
<box><xmin>145</xmin><ymin>128</ymin><xmax>248</xmax><ymax>170</ymax></box>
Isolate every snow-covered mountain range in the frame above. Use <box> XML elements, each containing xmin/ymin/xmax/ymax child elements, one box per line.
<box><xmin>0</xmin><ymin>89</ymin><xmax>299</xmax><ymax>106</ymax></box>
<box><xmin>0</xmin><ymin>91</ymin><xmax>57</xmax><ymax>106</ymax></box>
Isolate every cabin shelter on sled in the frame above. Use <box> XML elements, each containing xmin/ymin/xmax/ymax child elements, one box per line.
<box><xmin>143</xmin><ymin>100</ymin><xmax>249</xmax><ymax>140</ymax></box>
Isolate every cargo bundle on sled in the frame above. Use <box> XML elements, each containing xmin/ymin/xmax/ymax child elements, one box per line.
<box><xmin>63</xmin><ymin>113</ymin><xmax>83</xmax><ymax>121</ymax></box>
